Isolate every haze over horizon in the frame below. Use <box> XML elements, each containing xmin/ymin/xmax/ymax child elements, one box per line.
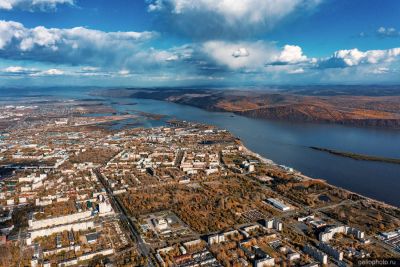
<box><xmin>0</xmin><ymin>0</ymin><xmax>400</xmax><ymax>87</ymax></box>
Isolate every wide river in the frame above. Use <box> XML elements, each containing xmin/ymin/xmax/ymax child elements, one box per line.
<box><xmin>1</xmin><ymin>87</ymin><xmax>400</xmax><ymax>206</ymax></box>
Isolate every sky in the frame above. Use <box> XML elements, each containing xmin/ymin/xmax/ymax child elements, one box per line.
<box><xmin>0</xmin><ymin>0</ymin><xmax>399</xmax><ymax>87</ymax></box>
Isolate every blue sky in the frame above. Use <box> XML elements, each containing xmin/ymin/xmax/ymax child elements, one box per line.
<box><xmin>0</xmin><ymin>0</ymin><xmax>399</xmax><ymax>87</ymax></box>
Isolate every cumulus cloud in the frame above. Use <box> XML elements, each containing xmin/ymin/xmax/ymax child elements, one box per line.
<box><xmin>277</xmin><ymin>45</ymin><xmax>307</xmax><ymax>63</ymax></box>
<box><xmin>202</xmin><ymin>41</ymin><xmax>278</xmax><ymax>70</ymax></box>
<box><xmin>0</xmin><ymin>0</ymin><xmax>74</xmax><ymax>11</ymax></box>
<box><xmin>0</xmin><ymin>20</ymin><xmax>157</xmax><ymax>67</ymax></box>
<box><xmin>268</xmin><ymin>45</ymin><xmax>309</xmax><ymax>65</ymax></box>
<box><xmin>318</xmin><ymin>48</ymin><xmax>400</xmax><ymax>69</ymax></box>
<box><xmin>147</xmin><ymin>0</ymin><xmax>323</xmax><ymax>39</ymax></box>
<box><xmin>377</xmin><ymin>27</ymin><xmax>400</xmax><ymax>37</ymax></box>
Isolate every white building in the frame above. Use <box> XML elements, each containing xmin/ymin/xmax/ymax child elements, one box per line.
<box><xmin>28</xmin><ymin>210</ymin><xmax>92</xmax><ymax>230</ymax></box>
<box><xmin>208</xmin><ymin>234</ymin><xmax>225</xmax><ymax>245</ymax></box>
<box><xmin>98</xmin><ymin>200</ymin><xmax>113</xmax><ymax>214</ymax></box>
<box><xmin>319</xmin><ymin>225</ymin><xmax>365</xmax><ymax>242</ymax></box>
<box><xmin>266</xmin><ymin>198</ymin><xmax>291</xmax><ymax>211</ymax></box>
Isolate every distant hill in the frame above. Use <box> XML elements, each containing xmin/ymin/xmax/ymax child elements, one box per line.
<box><xmin>95</xmin><ymin>86</ymin><xmax>400</xmax><ymax>129</ymax></box>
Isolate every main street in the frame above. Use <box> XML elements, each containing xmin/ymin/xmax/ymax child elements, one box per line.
<box><xmin>94</xmin><ymin>169</ymin><xmax>156</xmax><ymax>267</ymax></box>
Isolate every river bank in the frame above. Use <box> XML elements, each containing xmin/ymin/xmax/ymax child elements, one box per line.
<box><xmin>243</xmin><ymin>144</ymin><xmax>399</xmax><ymax>209</ymax></box>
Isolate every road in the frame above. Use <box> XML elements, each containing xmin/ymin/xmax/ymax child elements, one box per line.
<box><xmin>94</xmin><ymin>169</ymin><xmax>156</xmax><ymax>267</ymax></box>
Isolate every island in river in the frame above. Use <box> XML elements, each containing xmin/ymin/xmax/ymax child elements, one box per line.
<box><xmin>309</xmin><ymin>146</ymin><xmax>400</xmax><ymax>165</ymax></box>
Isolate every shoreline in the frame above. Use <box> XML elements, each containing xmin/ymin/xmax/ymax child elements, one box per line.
<box><xmin>241</xmin><ymin>143</ymin><xmax>400</xmax><ymax>210</ymax></box>
<box><xmin>96</xmin><ymin>88</ymin><xmax>400</xmax><ymax>130</ymax></box>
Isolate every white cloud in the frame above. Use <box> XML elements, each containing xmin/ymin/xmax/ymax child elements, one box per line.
<box><xmin>202</xmin><ymin>41</ymin><xmax>278</xmax><ymax>70</ymax></box>
<box><xmin>147</xmin><ymin>0</ymin><xmax>323</xmax><ymax>39</ymax></box>
<box><xmin>165</xmin><ymin>54</ymin><xmax>179</xmax><ymax>61</ymax></box>
<box><xmin>1</xmin><ymin>65</ymin><xmax>39</xmax><ymax>76</ymax></box>
<box><xmin>377</xmin><ymin>27</ymin><xmax>399</xmax><ymax>37</ymax></box>
<box><xmin>275</xmin><ymin>45</ymin><xmax>308</xmax><ymax>64</ymax></box>
<box><xmin>118</xmin><ymin>69</ymin><xmax>130</xmax><ymax>76</ymax></box>
<box><xmin>0</xmin><ymin>1</ymin><xmax>12</xmax><ymax>9</ymax></box>
<box><xmin>42</xmin><ymin>68</ymin><xmax>63</xmax><ymax>75</ymax></box>
<box><xmin>0</xmin><ymin>21</ymin><xmax>201</xmax><ymax>77</ymax></box>
<box><xmin>319</xmin><ymin>48</ymin><xmax>400</xmax><ymax>68</ymax></box>
<box><xmin>335</xmin><ymin>49</ymin><xmax>365</xmax><ymax>66</ymax></box>
<box><xmin>1</xmin><ymin>18</ymin><xmax>399</xmax><ymax>85</ymax></box>
<box><xmin>0</xmin><ymin>20</ymin><xmax>157</xmax><ymax>66</ymax></box>
<box><xmin>0</xmin><ymin>21</ymin><xmax>22</xmax><ymax>49</ymax></box>
<box><xmin>0</xmin><ymin>0</ymin><xmax>74</xmax><ymax>11</ymax></box>
<box><xmin>147</xmin><ymin>0</ymin><xmax>163</xmax><ymax>12</ymax></box>
<box><xmin>152</xmin><ymin>49</ymin><xmax>178</xmax><ymax>62</ymax></box>
<box><xmin>151</xmin><ymin>0</ymin><xmax>321</xmax><ymax>22</ymax></box>
<box><xmin>30</xmin><ymin>68</ymin><xmax>64</xmax><ymax>76</ymax></box>
<box><xmin>4</xmin><ymin>66</ymin><xmax>29</xmax><ymax>72</ymax></box>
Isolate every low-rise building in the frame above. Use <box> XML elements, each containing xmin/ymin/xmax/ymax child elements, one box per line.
<box><xmin>265</xmin><ymin>198</ymin><xmax>291</xmax><ymax>211</ymax></box>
